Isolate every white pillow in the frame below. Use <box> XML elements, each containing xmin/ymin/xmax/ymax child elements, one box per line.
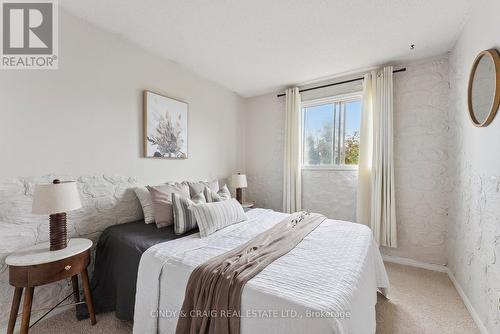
<box><xmin>190</xmin><ymin>199</ymin><xmax>247</xmax><ymax>237</ymax></box>
<box><xmin>187</xmin><ymin>180</ymin><xmax>219</xmax><ymax>197</ymax></box>
<box><xmin>204</xmin><ymin>184</ymin><xmax>231</xmax><ymax>202</ymax></box>
<box><xmin>134</xmin><ymin>187</ymin><xmax>155</xmax><ymax>224</ymax></box>
<box><xmin>147</xmin><ymin>183</ymin><xmax>190</xmax><ymax>228</ymax></box>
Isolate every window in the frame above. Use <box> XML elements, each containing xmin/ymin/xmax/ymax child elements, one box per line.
<box><xmin>302</xmin><ymin>93</ymin><xmax>362</xmax><ymax>168</ymax></box>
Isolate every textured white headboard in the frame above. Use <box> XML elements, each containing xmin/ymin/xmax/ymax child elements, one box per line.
<box><xmin>0</xmin><ymin>175</ymin><xmax>143</xmax><ymax>330</ymax></box>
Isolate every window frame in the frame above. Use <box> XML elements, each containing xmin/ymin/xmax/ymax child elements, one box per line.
<box><xmin>301</xmin><ymin>92</ymin><xmax>363</xmax><ymax>171</ymax></box>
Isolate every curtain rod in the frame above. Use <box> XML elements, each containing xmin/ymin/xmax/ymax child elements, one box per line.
<box><xmin>276</xmin><ymin>68</ymin><xmax>407</xmax><ymax>97</ymax></box>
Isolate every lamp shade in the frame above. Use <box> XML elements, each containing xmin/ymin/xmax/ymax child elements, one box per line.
<box><xmin>231</xmin><ymin>174</ymin><xmax>247</xmax><ymax>188</ymax></box>
<box><xmin>32</xmin><ymin>181</ymin><xmax>82</xmax><ymax>214</ymax></box>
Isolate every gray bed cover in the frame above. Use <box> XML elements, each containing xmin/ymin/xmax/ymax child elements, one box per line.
<box><xmin>77</xmin><ymin>220</ymin><xmax>197</xmax><ymax>321</ymax></box>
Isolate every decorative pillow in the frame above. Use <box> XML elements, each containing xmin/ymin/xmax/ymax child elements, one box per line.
<box><xmin>190</xmin><ymin>199</ymin><xmax>247</xmax><ymax>237</ymax></box>
<box><xmin>172</xmin><ymin>192</ymin><xmax>206</xmax><ymax>235</ymax></box>
<box><xmin>134</xmin><ymin>187</ymin><xmax>155</xmax><ymax>224</ymax></box>
<box><xmin>147</xmin><ymin>183</ymin><xmax>190</xmax><ymax>228</ymax></box>
<box><xmin>187</xmin><ymin>180</ymin><xmax>219</xmax><ymax>198</ymax></box>
<box><xmin>204</xmin><ymin>184</ymin><xmax>231</xmax><ymax>203</ymax></box>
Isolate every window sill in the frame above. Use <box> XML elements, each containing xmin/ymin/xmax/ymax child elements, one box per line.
<box><xmin>301</xmin><ymin>166</ymin><xmax>358</xmax><ymax>172</ymax></box>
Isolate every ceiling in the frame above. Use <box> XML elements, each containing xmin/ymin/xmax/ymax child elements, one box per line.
<box><xmin>60</xmin><ymin>0</ymin><xmax>473</xmax><ymax>97</ymax></box>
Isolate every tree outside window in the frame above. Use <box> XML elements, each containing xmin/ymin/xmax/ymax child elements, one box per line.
<box><xmin>302</xmin><ymin>95</ymin><xmax>361</xmax><ymax>168</ymax></box>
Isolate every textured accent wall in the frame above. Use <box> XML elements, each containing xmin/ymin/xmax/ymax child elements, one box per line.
<box><xmin>302</xmin><ymin>170</ymin><xmax>358</xmax><ymax>221</ymax></box>
<box><xmin>446</xmin><ymin>0</ymin><xmax>500</xmax><ymax>331</ymax></box>
<box><xmin>0</xmin><ymin>175</ymin><xmax>143</xmax><ymax>331</ymax></box>
<box><xmin>382</xmin><ymin>57</ymin><xmax>450</xmax><ymax>265</ymax></box>
<box><xmin>245</xmin><ymin>56</ymin><xmax>451</xmax><ymax>265</ymax></box>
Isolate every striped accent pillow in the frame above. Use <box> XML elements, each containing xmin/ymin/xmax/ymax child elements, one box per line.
<box><xmin>204</xmin><ymin>184</ymin><xmax>231</xmax><ymax>203</ymax></box>
<box><xmin>190</xmin><ymin>199</ymin><xmax>247</xmax><ymax>237</ymax></box>
<box><xmin>172</xmin><ymin>192</ymin><xmax>206</xmax><ymax>235</ymax></box>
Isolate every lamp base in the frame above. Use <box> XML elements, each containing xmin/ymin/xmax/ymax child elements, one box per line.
<box><xmin>49</xmin><ymin>212</ymin><xmax>67</xmax><ymax>251</ymax></box>
<box><xmin>236</xmin><ymin>188</ymin><xmax>243</xmax><ymax>204</ymax></box>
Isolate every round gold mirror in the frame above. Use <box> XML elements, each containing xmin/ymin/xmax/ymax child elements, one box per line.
<box><xmin>467</xmin><ymin>49</ymin><xmax>500</xmax><ymax>127</ymax></box>
<box><xmin>468</xmin><ymin>49</ymin><xmax>500</xmax><ymax>127</ymax></box>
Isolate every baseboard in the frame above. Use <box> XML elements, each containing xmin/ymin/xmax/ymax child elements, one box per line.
<box><xmin>382</xmin><ymin>254</ymin><xmax>448</xmax><ymax>272</ymax></box>
<box><xmin>446</xmin><ymin>268</ymin><xmax>489</xmax><ymax>334</ymax></box>
<box><xmin>382</xmin><ymin>254</ymin><xmax>489</xmax><ymax>334</ymax></box>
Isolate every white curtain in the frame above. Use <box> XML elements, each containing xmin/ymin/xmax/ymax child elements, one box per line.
<box><xmin>357</xmin><ymin>74</ymin><xmax>374</xmax><ymax>229</ymax></box>
<box><xmin>283</xmin><ymin>87</ymin><xmax>302</xmax><ymax>213</ymax></box>
<box><xmin>357</xmin><ymin>66</ymin><xmax>397</xmax><ymax>248</ymax></box>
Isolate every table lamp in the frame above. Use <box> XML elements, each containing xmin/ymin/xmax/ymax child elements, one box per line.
<box><xmin>231</xmin><ymin>173</ymin><xmax>247</xmax><ymax>204</ymax></box>
<box><xmin>32</xmin><ymin>179</ymin><xmax>82</xmax><ymax>251</ymax></box>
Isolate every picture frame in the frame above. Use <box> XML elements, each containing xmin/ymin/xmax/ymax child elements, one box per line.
<box><xmin>143</xmin><ymin>90</ymin><xmax>188</xmax><ymax>159</ymax></box>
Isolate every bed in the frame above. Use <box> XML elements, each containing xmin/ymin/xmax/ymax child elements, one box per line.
<box><xmin>133</xmin><ymin>208</ymin><xmax>389</xmax><ymax>334</ymax></box>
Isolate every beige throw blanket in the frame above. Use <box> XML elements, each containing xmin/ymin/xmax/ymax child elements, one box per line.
<box><xmin>176</xmin><ymin>211</ymin><xmax>326</xmax><ymax>334</ymax></box>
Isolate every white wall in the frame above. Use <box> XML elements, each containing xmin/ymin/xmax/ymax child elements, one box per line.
<box><xmin>244</xmin><ymin>93</ymin><xmax>284</xmax><ymax>210</ymax></box>
<box><xmin>0</xmin><ymin>9</ymin><xmax>246</xmax><ymax>331</ymax></box>
<box><xmin>447</xmin><ymin>0</ymin><xmax>500</xmax><ymax>332</ymax></box>
<box><xmin>0</xmin><ymin>9</ymin><xmax>246</xmax><ymax>184</ymax></box>
<box><xmin>245</xmin><ymin>56</ymin><xmax>451</xmax><ymax>265</ymax></box>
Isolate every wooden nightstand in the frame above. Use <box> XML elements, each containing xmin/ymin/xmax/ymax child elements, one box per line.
<box><xmin>5</xmin><ymin>238</ymin><xmax>96</xmax><ymax>334</ymax></box>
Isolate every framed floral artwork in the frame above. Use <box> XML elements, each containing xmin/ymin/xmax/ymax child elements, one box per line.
<box><xmin>143</xmin><ymin>90</ymin><xmax>188</xmax><ymax>159</ymax></box>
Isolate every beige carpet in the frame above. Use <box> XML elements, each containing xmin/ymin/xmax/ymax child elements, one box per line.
<box><xmin>30</xmin><ymin>262</ymin><xmax>479</xmax><ymax>334</ymax></box>
<box><xmin>376</xmin><ymin>262</ymin><xmax>478</xmax><ymax>334</ymax></box>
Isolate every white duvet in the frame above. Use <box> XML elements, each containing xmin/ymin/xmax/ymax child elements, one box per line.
<box><xmin>133</xmin><ymin>209</ymin><xmax>389</xmax><ymax>334</ymax></box>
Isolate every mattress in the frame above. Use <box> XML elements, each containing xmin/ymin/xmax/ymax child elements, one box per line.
<box><xmin>78</xmin><ymin>220</ymin><xmax>197</xmax><ymax>320</ymax></box>
<box><xmin>133</xmin><ymin>208</ymin><xmax>390</xmax><ymax>334</ymax></box>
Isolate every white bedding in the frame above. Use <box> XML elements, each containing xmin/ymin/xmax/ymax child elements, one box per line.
<box><xmin>133</xmin><ymin>209</ymin><xmax>389</xmax><ymax>334</ymax></box>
